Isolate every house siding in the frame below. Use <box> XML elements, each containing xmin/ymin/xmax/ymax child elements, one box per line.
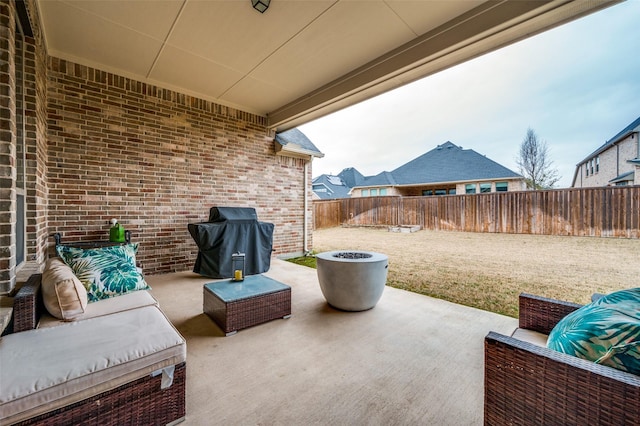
<box><xmin>355</xmin><ymin>187</ymin><xmax>398</xmax><ymax>197</ymax></box>
<box><xmin>575</xmin><ymin>132</ymin><xmax>639</xmax><ymax>188</ymax></box>
<box><xmin>457</xmin><ymin>180</ymin><xmax>526</xmax><ymax>194</ymax></box>
<box><xmin>352</xmin><ymin>180</ymin><xmax>524</xmax><ymax>197</ymax></box>
<box><xmin>1</xmin><ymin>0</ymin><xmax>312</xmax><ymax>292</ymax></box>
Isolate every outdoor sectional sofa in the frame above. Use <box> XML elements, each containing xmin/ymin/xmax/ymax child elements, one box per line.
<box><xmin>0</xmin><ymin>257</ymin><xmax>186</xmax><ymax>425</ymax></box>
<box><xmin>485</xmin><ymin>293</ymin><xmax>640</xmax><ymax>425</ymax></box>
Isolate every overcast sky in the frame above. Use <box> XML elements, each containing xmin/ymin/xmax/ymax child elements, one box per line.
<box><xmin>299</xmin><ymin>1</ymin><xmax>640</xmax><ymax>188</ymax></box>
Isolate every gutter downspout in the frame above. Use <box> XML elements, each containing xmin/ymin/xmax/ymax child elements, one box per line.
<box><xmin>304</xmin><ymin>160</ymin><xmax>309</xmax><ymax>255</ymax></box>
<box><xmin>617</xmin><ymin>144</ymin><xmax>620</xmax><ymax>178</ymax></box>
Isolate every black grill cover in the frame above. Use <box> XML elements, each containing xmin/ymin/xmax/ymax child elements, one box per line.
<box><xmin>188</xmin><ymin>207</ymin><xmax>274</xmax><ymax>279</ymax></box>
<box><xmin>208</xmin><ymin>206</ymin><xmax>258</xmax><ymax>222</ymax></box>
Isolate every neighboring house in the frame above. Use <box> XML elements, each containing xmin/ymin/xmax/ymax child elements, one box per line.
<box><xmin>572</xmin><ymin>116</ymin><xmax>640</xmax><ymax>188</ymax></box>
<box><xmin>312</xmin><ymin>175</ymin><xmax>351</xmax><ymax>200</ymax></box>
<box><xmin>350</xmin><ymin>142</ymin><xmax>526</xmax><ymax>197</ymax></box>
<box><xmin>312</xmin><ymin>168</ymin><xmax>364</xmax><ymax>199</ymax></box>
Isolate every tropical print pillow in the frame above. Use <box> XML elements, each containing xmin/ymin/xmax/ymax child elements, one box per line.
<box><xmin>547</xmin><ymin>288</ymin><xmax>640</xmax><ymax>375</ymax></box>
<box><xmin>56</xmin><ymin>243</ymin><xmax>150</xmax><ymax>302</ymax></box>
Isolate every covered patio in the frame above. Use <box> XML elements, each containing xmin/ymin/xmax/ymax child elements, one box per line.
<box><xmin>2</xmin><ymin>0</ymin><xmax>622</xmax><ymax>292</ymax></box>
<box><xmin>148</xmin><ymin>259</ymin><xmax>517</xmax><ymax>424</ymax></box>
<box><xmin>1</xmin><ymin>1</ymin><xmax>633</xmax><ymax>424</ymax></box>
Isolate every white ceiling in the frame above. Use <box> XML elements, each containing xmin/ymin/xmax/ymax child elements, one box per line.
<box><xmin>37</xmin><ymin>0</ymin><xmax>618</xmax><ymax>131</ymax></box>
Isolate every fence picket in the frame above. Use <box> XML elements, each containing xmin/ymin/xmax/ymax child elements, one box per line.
<box><xmin>313</xmin><ymin>186</ymin><xmax>640</xmax><ymax>238</ymax></box>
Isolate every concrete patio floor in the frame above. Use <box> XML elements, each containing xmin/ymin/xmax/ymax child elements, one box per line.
<box><xmin>147</xmin><ymin>259</ymin><xmax>518</xmax><ymax>425</ymax></box>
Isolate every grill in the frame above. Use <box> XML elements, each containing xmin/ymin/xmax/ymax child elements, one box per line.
<box><xmin>188</xmin><ymin>207</ymin><xmax>274</xmax><ymax>279</ymax></box>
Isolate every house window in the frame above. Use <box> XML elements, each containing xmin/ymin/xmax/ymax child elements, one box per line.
<box><xmin>380</xmin><ymin>188</ymin><xmax>387</xmax><ymax>196</ymax></box>
<box><xmin>596</xmin><ymin>156</ymin><xmax>600</xmax><ymax>173</ymax></box>
<box><xmin>465</xmin><ymin>184</ymin><xmax>476</xmax><ymax>194</ymax></box>
<box><xmin>448</xmin><ymin>189</ymin><xmax>456</xmax><ymax>195</ymax></box>
<box><xmin>480</xmin><ymin>183</ymin><xmax>491</xmax><ymax>193</ymax></box>
<box><xmin>361</xmin><ymin>189</ymin><xmax>369</xmax><ymax>196</ymax></box>
<box><xmin>586</xmin><ymin>163</ymin><xmax>589</xmax><ymax>176</ymax></box>
<box><xmin>370</xmin><ymin>189</ymin><xmax>378</xmax><ymax>196</ymax></box>
<box><xmin>423</xmin><ymin>190</ymin><xmax>433</xmax><ymax>196</ymax></box>
<box><xmin>495</xmin><ymin>182</ymin><xmax>508</xmax><ymax>192</ymax></box>
<box><xmin>590</xmin><ymin>159</ymin><xmax>594</xmax><ymax>175</ymax></box>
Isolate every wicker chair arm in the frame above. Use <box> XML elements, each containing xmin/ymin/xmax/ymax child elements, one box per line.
<box><xmin>518</xmin><ymin>293</ymin><xmax>583</xmax><ymax>335</ymax></box>
<box><xmin>485</xmin><ymin>331</ymin><xmax>640</xmax><ymax>425</ymax></box>
<box><xmin>12</xmin><ymin>273</ymin><xmax>43</xmax><ymax>333</ymax></box>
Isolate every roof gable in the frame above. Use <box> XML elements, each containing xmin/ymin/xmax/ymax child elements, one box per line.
<box><xmin>312</xmin><ymin>174</ymin><xmax>351</xmax><ymax>199</ymax></box>
<box><xmin>578</xmin><ymin>115</ymin><xmax>640</xmax><ymax>164</ymax></box>
<box><xmin>337</xmin><ymin>167</ymin><xmax>366</xmax><ymax>187</ymax></box>
<box><xmin>387</xmin><ymin>141</ymin><xmax>521</xmax><ymax>185</ymax></box>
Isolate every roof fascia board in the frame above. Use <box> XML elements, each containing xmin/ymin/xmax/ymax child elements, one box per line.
<box><xmin>268</xmin><ymin>0</ymin><xmax>619</xmax><ymax>131</ymax></box>
<box><xmin>274</xmin><ymin>141</ymin><xmax>325</xmax><ymax>159</ymax></box>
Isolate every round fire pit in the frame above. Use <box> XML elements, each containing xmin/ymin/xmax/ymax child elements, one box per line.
<box><xmin>316</xmin><ymin>251</ymin><xmax>388</xmax><ymax>311</ymax></box>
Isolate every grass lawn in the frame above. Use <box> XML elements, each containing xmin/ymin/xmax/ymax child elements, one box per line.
<box><xmin>289</xmin><ymin>227</ymin><xmax>640</xmax><ymax>317</ymax></box>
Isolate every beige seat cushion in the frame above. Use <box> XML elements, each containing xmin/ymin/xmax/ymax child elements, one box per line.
<box><xmin>41</xmin><ymin>258</ymin><xmax>88</xmax><ymax>320</ymax></box>
<box><xmin>511</xmin><ymin>327</ymin><xmax>548</xmax><ymax>347</ymax></box>
<box><xmin>0</xmin><ymin>305</ymin><xmax>186</xmax><ymax>424</ymax></box>
<box><xmin>38</xmin><ymin>289</ymin><xmax>159</xmax><ymax>329</ymax></box>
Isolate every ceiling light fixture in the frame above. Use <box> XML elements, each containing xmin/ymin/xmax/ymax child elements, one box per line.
<box><xmin>251</xmin><ymin>0</ymin><xmax>270</xmax><ymax>13</ymax></box>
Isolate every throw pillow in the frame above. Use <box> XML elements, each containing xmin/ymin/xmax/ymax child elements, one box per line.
<box><xmin>56</xmin><ymin>243</ymin><xmax>150</xmax><ymax>302</ymax></box>
<box><xmin>41</xmin><ymin>257</ymin><xmax>88</xmax><ymax>320</ymax></box>
<box><xmin>547</xmin><ymin>288</ymin><xmax>640</xmax><ymax>375</ymax></box>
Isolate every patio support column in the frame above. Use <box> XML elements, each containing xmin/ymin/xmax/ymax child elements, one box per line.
<box><xmin>0</xmin><ymin>1</ymin><xmax>17</xmax><ymax>293</ymax></box>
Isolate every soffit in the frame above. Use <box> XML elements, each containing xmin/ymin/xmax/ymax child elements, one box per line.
<box><xmin>36</xmin><ymin>0</ymin><xmax>619</xmax><ymax>131</ymax></box>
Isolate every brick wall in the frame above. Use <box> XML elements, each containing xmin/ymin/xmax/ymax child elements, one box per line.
<box><xmin>1</xmin><ymin>0</ymin><xmax>314</xmax><ymax>290</ymax></box>
<box><xmin>0</xmin><ymin>1</ymin><xmax>16</xmax><ymax>293</ymax></box>
<box><xmin>47</xmin><ymin>58</ymin><xmax>311</xmax><ymax>275</ymax></box>
<box><xmin>25</xmin><ymin>0</ymin><xmax>50</xmax><ymax>270</ymax></box>
<box><xmin>1</xmin><ymin>0</ymin><xmax>54</xmax><ymax>293</ymax></box>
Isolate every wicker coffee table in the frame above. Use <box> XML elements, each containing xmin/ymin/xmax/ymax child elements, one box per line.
<box><xmin>203</xmin><ymin>275</ymin><xmax>291</xmax><ymax>336</ymax></box>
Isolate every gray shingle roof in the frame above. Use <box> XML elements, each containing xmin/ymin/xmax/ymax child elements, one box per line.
<box><xmin>609</xmin><ymin>170</ymin><xmax>635</xmax><ymax>184</ymax></box>
<box><xmin>360</xmin><ymin>171</ymin><xmax>397</xmax><ymax>186</ymax></box>
<box><xmin>357</xmin><ymin>141</ymin><xmax>521</xmax><ymax>187</ymax></box>
<box><xmin>274</xmin><ymin>128</ymin><xmax>323</xmax><ymax>156</ymax></box>
<box><xmin>578</xmin><ymin>115</ymin><xmax>640</xmax><ymax>164</ymax></box>
<box><xmin>312</xmin><ymin>174</ymin><xmax>352</xmax><ymax>199</ymax></box>
<box><xmin>337</xmin><ymin>167</ymin><xmax>365</xmax><ymax>187</ymax></box>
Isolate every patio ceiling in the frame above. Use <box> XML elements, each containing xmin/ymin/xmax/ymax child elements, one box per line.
<box><xmin>37</xmin><ymin>0</ymin><xmax>618</xmax><ymax>131</ymax></box>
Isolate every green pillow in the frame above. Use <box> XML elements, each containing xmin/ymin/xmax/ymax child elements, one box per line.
<box><xmin>56</xmin><ymin>243</ymin><xmax>150</xmax><ymax>302</ymax></box>
<box><xmin>547</xmin><ymin>288</ymin><xmax>640</xmax><ymax>375</ymax></box>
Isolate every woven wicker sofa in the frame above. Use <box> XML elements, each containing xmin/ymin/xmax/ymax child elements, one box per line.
<box><xmin>484</xmin><ymin>293</ymin><xmax>640</xmax><ymax>425</ymax></box>
<box><xmin>0</xmin><ymin>274</ymin><xmax>187</xmax><ymax>425</ymax></box>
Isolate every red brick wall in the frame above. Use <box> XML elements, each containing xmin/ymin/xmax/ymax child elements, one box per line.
<box><xmin>0</xmin><ymin>1</ymin><xmax>16</xmax><ymax>292</ymax></box>
<box><xmin>46</xmin><ymin>58</ymin><xmax>310</xmax><ymax>275</ymax></box>
<box><xmin>26</xmin><ymin>0</ymin><xmax>51</xmax><ymax>271</ymax></box>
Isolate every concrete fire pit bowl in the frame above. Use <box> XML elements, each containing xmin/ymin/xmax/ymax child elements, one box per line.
<box><xmin>316</xmin><ymin>251</ymin><xmax>389</xmax><ymax>311</ymax></box>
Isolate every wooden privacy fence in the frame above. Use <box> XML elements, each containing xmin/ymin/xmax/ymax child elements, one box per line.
<box><xmin>313</xmin><ymin>186</ymin><xmax>640</xmax><ymax>238</ymax></box>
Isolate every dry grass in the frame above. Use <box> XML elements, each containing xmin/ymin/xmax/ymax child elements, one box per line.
<box><xmin>312</xmin><ymin>227</ymin><xmax>640</xmax><ymax>317</ymax></box>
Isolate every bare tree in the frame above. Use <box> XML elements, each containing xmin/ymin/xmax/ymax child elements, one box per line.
<box><xmin>516</xmin><ymin>128</ymin><xmax>560</xmax><ymax>190</ymax></box>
